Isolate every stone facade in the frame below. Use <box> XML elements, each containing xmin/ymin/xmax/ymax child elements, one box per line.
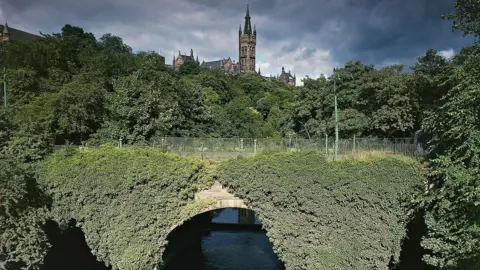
<box><xmin>261</xmin><ymin>66</ymin><xmax>296</xmax><ymax>86</ymax></box>
<box><xmin>278</xmin><ymin>66</ymin><xmax>296</xmax><ymax>86</ymax></box>
<box><xmin>238</xmin><ymin>5</ymin><xmax>256</xmax><ymax>73</ymax></box>
<box><xmin>201</xmin><ymin>57</ymin><xmax>240</xmax><ymax>73</ymax></box>
<box><xmin>172</xmin><ymin>48</ymin><xmax>199</xmax><ymax>70</ymax></box>
<box><xmin>194</xmin><ymin>181</ymin><xmax>249</xmax><ymax>213</ymax></box>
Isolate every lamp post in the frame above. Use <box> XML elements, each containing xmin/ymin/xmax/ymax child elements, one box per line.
<box><xmin>333</xmin><ymin>76</ymin><xmax>339</xmax><ymax>161</ymax></box>
<box><xmin>332</xmin><ymin>69</ymin><xmax>354</xmax><ymax>161</ymax></box>
<box><xmin>3</xmin><ymin>67</ymin><xmax>6</xmax><ymax>106</ymax></box>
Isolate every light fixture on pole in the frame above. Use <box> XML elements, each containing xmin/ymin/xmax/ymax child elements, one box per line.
<box><xmin>333</xmin><ymin>69</ymin><xmax>339</xmax><ymax>161</ymax></box>
<box><xmin>332</xmin><ymin>69</ymin><xmax>354</xmax><ymax>161</ymax></box>
<box><xmin>3</xmin><ymin>67</ymin><xmax>6</xmax><ymax>106</ymax></box>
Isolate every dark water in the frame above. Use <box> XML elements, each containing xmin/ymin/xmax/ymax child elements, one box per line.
<box><xmin>162</xmin><ymin>208</ymin><xmax>285</xmax><ymax>270</ymax></box>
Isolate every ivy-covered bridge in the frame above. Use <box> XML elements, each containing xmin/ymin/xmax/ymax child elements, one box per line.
<box><xmin>40</xmin><ymin>145</ymin><xmax>425</xmax><ymax>270</ymax></box>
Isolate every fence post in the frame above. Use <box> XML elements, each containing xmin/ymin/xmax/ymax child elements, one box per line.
<box><xmin>254</xmin><ymin>139</ymin><xmax>257</xmax><ymax>155</ymax></box>
<box><xmin>240</xmin><ymin>138</ymin><xmax>244</xmax><ymax>151</ymax></box>
<box><xmin>353</xmin><ymin>135</ymin><xmax>356</xmax><ymax>153</ymax></box>
<box><xmin>119</xmin><ymin>138</ymin><xmax>123</xmax><ymax>148</ymax></box>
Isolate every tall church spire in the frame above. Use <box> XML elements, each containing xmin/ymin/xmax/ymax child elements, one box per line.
<box><xmin>243</xmin><ymin>5</ymin><xmax>252</xmax><ymax>35</ymax></box>
<box><xmin>3</xmin><ymin>22</ymin><xmax>9</xmax><ymax>35</ymax></box>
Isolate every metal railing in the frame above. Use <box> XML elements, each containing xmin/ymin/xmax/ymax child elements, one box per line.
<box><xmin>55</xmin><ymin>136</ymin><xmax>426</xmax><ymax>160</ymax></box>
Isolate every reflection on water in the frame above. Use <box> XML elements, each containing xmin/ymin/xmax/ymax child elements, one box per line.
<box><xmin>162</xmin><ymin>208</ymin><xmax>285</xmax><ymax>270</ymax></box>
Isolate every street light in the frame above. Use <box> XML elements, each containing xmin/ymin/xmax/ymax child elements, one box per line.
<box><xmin>332</xmin><ymin>69</ymin><xmax>354</xmax><ymax>161</ymax></box>
<box><xmin>3</xmin><ymin>67</ymin><xmax>6</xmax><ymax>106</ymax></box>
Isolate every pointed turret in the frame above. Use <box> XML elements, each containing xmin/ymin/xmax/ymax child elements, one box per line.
<box><xmin>196</xmin><ymin>55</ymin><xmax>199</xmax><ymax>62</ymax></box>
<box><xmin>239</xmin><ymin>24</ymin><xmax>242</xmax><ymax>35</ymax></box>
<box><xmin>3</xmin><ymin>22</ymin><xmax>9</xmax><ymax>35</ymax></box>
<box><xmin>254</xmin><ymin>24</ymin><xmax>256</xmax><ymax>35</ymax></box>
<box><xmin>258</xmin><ymin>67</ymin><xmax>261</xmax><ymax>75</ymax></box>
<box><xmin>173</xmin><ymin>54</ymin><xmax>176</xmax><ymax>65</ymax></box>
<box><xmin>243</xmin><ymin>5</ymin><xmax>252</xmax><ymax>35</ymax></box>
<box><xmin>190</xmin><ymin>48</ymin><xmax>194</xmax><ymax>57</ymax></box>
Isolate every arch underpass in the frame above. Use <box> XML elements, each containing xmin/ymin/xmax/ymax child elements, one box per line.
<box><xmin>160</xmin><ymin>205</ymin><xmax>284</xmax><ymax>270</ymax></box>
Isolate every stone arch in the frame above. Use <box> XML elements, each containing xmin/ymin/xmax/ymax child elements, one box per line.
<box><xmin>167</xmin><ymin>181</ymin><xmax>252</xmax><ymax>234</ymax></box>
<box><xmin>194</xmin><ymin>181</ymin><xmax>249</xmax><ymax>213</ymax></box>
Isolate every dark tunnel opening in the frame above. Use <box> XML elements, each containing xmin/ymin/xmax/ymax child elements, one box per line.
<box><xmin>390</xmin><ymin>209</ymin><xmax>436</xmax><ymax>270</ymax></box>
<box><xmin>41</xmin><ymin>220</ymin><xmax>110</xmax><ymax>270</ymax></box>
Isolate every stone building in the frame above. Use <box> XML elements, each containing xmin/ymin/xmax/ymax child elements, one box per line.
<box><xmin>201</xmin><ymin>57</ymin><xmax>240</xmax><ymax>73</ymax></box>
<box><xmin>177</xmin><ymin>6</ymin><xmax>297</xmax><ymax>86</ymax></box>
<box><xmin>238</xmin><ymin>5</ymin><xmax>256</xmax><ymax>73</ymax></box>
<box><xmin>0</xmin><ymin>23</ymin><xmax>41</xmax><ymax>41</ymax></box>
<box><xmin>260</xmin><ymin>67</ymin><xmax>296</xmax><ymax>86</ymax></box>
<box><xmin>172</xmin><ymin>48</ymin><xmax>199</xmax><ymax>70</ymax></box>
<box><xmin>200</xmin><ymin>5</ymin><xmax>256</xmax><ymax>73</ymax></box>
<box><xmin>278</xmin><ymin>66</ymin><xmax>296</xmax><ymax>86</ymax></box>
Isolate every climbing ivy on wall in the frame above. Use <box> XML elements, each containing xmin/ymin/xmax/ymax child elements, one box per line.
<box><xmin>216</xmin><ymin>152</ymin><xmax>425</xmax><ymax>270</ymax></box>
<box><xmin>39</xmin><ymin>146</ymin><xmax>215</xmax><ymax>270</ymax></box>
<box><xmin>40</xmin><ymin>147</ymin><xmax>425</xmax><ymax>270</ymax></box>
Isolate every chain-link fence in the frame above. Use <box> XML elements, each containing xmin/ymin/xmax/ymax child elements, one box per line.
<box><xmin>55</xmin><ymin>136</ymin><xmax>425</xmax><ymax>160</ymax></box>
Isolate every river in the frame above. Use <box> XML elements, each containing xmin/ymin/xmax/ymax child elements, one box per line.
<box><xmin>161</xmin><ymin>208</ymin><xmax>285</xmax><ymax>270</ymax></box>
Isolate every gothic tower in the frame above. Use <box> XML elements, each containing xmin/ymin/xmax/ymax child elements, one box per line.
<box><xmin>1</xmin><ymin>23</ymin><xmax>10</xmax><ymax>41</ymax></box>
<box><xmin>239</xmin><ymin>5</ymin><xmax>256</xmax><ymax>73</ymax></box>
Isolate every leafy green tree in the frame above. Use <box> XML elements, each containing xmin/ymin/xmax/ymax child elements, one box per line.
<box><xmin>409</xmin><ymin>49</ymin><xmax>452</xmax><ymax>124</ymax></box>
<box><xmin>417</xmin><ymin>3</ymin><xmax>480</xmax><ymax>268</ymax></box>
<box><xmin>418</xmin><ymin>157</ymin><xmax>480</xmax><ymax>269</ymax></box>
<box><xmin>423</xmin><ymin>50</ymin><xmax>480</xmax><ymax>168</ymax></box>
<box><xmin>169</xmin><ymin>80</ymin><xmax>211</xmax><ymax>137</ymax></box>
<box><xmin>197</xmin><ymin>72</ymin><xmax>232</xmax><ymax>103</ymax></box>
<box><xmin>97</xmin><ymin>70</ymin><xmax>176</xmax><ymax>143</ymax></box>
<box><xmin>443</xmin><ymin>0</ymin><xmax>480</xmax><ymax>37</ymax></box>
<box><xmin>7</xmin><ymin>94</ymin><xmax>57</xmax><ymax>163</ymax></box>
<box><xmin>0</xmin><ymin>159</ymin><xmax>49</xmax><ymax>269</ymax></box>
<box><xmin>54</xmin><ymin>73</ymin><xmax>105</xmax><ymax>143</ymax></box>
<box><xmin>285</xmin><ymin>76</ymin><xmax>332</xmax><ymax>138</ymax></box>
<box><xmin>0</xmin><ymin>107</ymin><xmax>12</xmax><ymax>150</ymax></box>
<box><xmin>178</xmin><ymin>61</ymin><xmax>201</xmax><ymax>75</ymax></box>
<box><xmin>369</xmin><ymin>66</ymin><xmax>418</xmax><ymax>137</ymax></box>
<box><xmin>224</xmin><ymin>96</ymin><xmax>264</xmax><ymax>138</ymax></box>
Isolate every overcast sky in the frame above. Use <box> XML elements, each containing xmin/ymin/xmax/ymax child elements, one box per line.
<box><xmin>0</xmin><ymin>0</ymin><xmax>475</xmax><ymax>85</ymax></box>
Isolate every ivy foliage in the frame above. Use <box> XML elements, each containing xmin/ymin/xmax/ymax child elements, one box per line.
<box><xmin>39</xmin><ymin>146</ymin><xmax>215</xmax><ymax>270</ymax></box>
<box><xmin>39</xmin><ymin>148</ymin><xmax>424</xmax><ymax>270</ymax></box>
<box><xmin>216</xmin><ymin>152</ymin><xmax>425</xmax><ymax>270</ymax></box>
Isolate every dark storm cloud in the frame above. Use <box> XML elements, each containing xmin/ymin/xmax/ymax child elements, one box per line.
<box><xmin>0</xmin><ymin>0</ymin><xmax>475</xmax><ymax>84</ymax></box>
